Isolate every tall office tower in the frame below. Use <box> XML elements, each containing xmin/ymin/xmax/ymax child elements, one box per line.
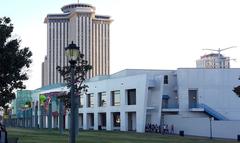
<box><xmin>196</xmin><ymin>53</ymin><xmax>230</xmax><ymax>68</ymax></box>
<box><xmin>42</xmin><ymin>3</ymin><xmax>112</xmax><ymax>86</ymax></box>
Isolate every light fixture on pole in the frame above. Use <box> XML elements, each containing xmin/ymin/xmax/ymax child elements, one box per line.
<box><xmin>57</xmin><ymin>40</ymin><xmax>92</xmax><ymax>143</ymax></box>
<box><xmin>209</xmin><ymin>117</ymin><xmax>214</xmax><ymax>139</ymax></box>
<box><xmin>65</xmin><ymin>41</ymin><xmax>80</xmax><ymax>63</ymax></box>
<box><xmin>65</xmin><ymin>41</ymin><xmax>80</xmax><ymax>143</ymax></box>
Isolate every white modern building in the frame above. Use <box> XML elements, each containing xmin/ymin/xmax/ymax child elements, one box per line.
<box><xmin>196</xmin><ymin>53</ymin><xmax>230</xmax><ymax>68</ymax></box>
<box><xmin>42</xmin><ymin>3</ymin><xmax>112</xmax><ymax>86</ymax></box>
<box><xmin>78</xmin><ymin>69</ymin><xmax>176</xmax><ymax>132</ymax></box>
<box><xmin>165</xmin><ymin>68</ymin><xmax>240</xmax><ymax>139</ymax></box>
<box><xmin>15</xmin><ymin>68</ymin><xmax>240</xmax><ymax>139</ymax></box>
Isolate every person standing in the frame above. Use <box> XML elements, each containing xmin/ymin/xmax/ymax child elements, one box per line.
<box><xmin>166</xmin><ymin>124</ymin><xmax>169</xmax><ymax>134</ymax></box>
<box><xmin>163</xmin><ymin>124</ymin><xmax>166</xmax><ymax>135</ymax></box>
<box><xmin>170</xmin><ymin>124</ymin><xmax>174</xmax><ymax>134</ymax></box>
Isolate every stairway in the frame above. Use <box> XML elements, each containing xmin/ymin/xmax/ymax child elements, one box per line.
<box><xmin>198</xmin><ymin>104</ymin><xmax>229</xmax><ymax>120</ymax></box>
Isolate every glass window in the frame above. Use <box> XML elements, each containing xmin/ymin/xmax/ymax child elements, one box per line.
<box><xmin>90</xmin><ymin>113</ymin><xmax>94</xmax><ymax>126</ymax></box>
<box><xmin>87</xmin><ymin>93</ymin><xmax>94</xmax><ymax>108</ymax></box>
<box><xmin>113</xmin><ymin>112</ymin><xmax>120</xmax><ymax>127</ymax></box>
<box><xmin>111</xmin><ymin>90</ymin><xmax>120</xmax><ymax>106</ymax></box>
<box><xmin>127</xmin><ymin>89</ymin><xmax>136</xmax><ymax>105</ymax></box>
<box><xmin>98</xmin><ymin>92</ymin><xmax>107</xmax><ymax>107</ymax></box>
<box><xmin>80</xmin><ymin>94</ymin><xmax>84</xmax><ymax>108</ymax></box>
<box><xmin>188</xmin><ymin>89</ymin><xmax>198</xmax><ymax>108</ymax></box>
<box><xmin>164</xmin><ymin>75</ymin><xmax>168</xmax><ymax>84</ymax></box>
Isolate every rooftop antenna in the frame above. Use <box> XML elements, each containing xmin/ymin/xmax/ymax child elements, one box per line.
<box><xmin>202</xmin><ymin>46</ymin><xmax>238</xmax><ymax>68</ymax></box>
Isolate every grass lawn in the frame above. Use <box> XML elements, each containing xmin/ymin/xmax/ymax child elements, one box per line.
<box><xmin>7</xmin><ymin>128</ymin><xmax>237</xmax><ymax>143</ymax></box>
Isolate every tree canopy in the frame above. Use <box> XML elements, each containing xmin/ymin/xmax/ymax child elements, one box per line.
<box><xmin>233</xmin><ymin>86</ymin><xmax>240</xmax><ymax>97</ymax></box>
<box><xmin>57</xmin><ymin>52</ymin><xmax>92</xmax><ymax>108</ymax></box>
<box><xmin>0</xmin><ymin>17</ymin><xmax>32</xmax><ymax>107</ymax></box>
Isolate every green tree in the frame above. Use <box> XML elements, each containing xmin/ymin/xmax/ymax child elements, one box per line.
<box><xmin>233</xmin><ymin>77</ymin><xmax>240</xmax><ymax>97</ymax></box>
<box><xmin>56</xmin><ymin>53</ymin><xmax>92</xmax><ymax>108</ymax></box>
<box><xmin>0</xmin><ymin>17</ymin><xmax>32</xmax><ymax>108</ymax></box>
<box><xmin>233</xmin><ymin>86</ymin><xmax>240</xmax><ymax>97</ymax></box>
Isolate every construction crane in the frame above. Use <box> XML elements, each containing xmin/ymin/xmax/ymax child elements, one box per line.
<box><xmin>202</xmin><ymin>46</ymin><xmax>237</xmax><ymax>68</ymax></box>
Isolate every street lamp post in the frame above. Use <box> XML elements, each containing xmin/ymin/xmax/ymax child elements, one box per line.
<box><xmin>65</xmin><ymin>41</ymin><xmax>80</xmax><ymax>143</ymax></box>
<box><xmin>209</xmin><ymin>117</ymin><xmax>214</xmax><ymax>139</ymax></box>
<box><xmin>57</xmin><ymin>41</ymin><xmax>92</xmax><ymax>143</ymax></box>
<box><xmin>59</xmin><ymin>98</ymin><xmax>64</xmax><ymax>134</ymax></box>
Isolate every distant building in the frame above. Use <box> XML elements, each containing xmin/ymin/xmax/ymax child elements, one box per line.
<box><xmin>42</xmin><ymin>3</ymin><xmax>112</xmax><ymax>86</ymax></box>
<box><xmin>196</xmin><ymin>53</ymin><xmax>230</xmax><ymax>68</ymax></box>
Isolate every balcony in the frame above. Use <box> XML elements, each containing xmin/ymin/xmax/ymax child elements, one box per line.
<box><xmin>146</xmin><ymin>106</ymin><xmax>156</xmax><ymax>110</ymax></box>
<box><xmin>148</xmin><ymin>80</ymin><xmax>156</xmax><ymax>88</ymax></box>
<box><xmin>161</xmin><ymin>104</ymin><xmax>179</xmax><ymax>112</ymax></box>
<box><xmin>189</xmin><ymin>103</ymin><xmax>204</xmax><ymax>112</ymax></box>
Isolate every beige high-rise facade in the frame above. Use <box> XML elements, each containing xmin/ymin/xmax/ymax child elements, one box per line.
<box><xmin>42</xmin><ymin>3</ymin><xmax>112</xmax><ymax>86</ymax></box>
<box><xmin>196</xmin><ymin>53</ymin><xmax>230</xmax><ymax>68</ymax></box>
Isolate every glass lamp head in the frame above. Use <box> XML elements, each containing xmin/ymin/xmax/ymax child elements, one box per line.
<box><xmin>65</xmin><ymin>41</ymin><xmax>80</xmax><ymax>61</ymax></box>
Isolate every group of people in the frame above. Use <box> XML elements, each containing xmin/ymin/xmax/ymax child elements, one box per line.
<box><xmin>145</xmin><ymin>123</ymin><xmax>174</xmax><ymax>135</ymax></box>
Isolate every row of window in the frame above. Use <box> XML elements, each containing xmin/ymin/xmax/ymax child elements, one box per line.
<box><xmin>80</xmin><ymin>89</ymin><xmax>136</xmax><ymax>108</ymax></box>
<box><xmin>84</xmin><ymin>112</ymin><xmax>120</xmax><ymax>127</ymax></box>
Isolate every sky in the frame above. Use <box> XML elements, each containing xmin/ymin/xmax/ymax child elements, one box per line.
<box><xmin>1</xmin><ymin>0</ymin><xmax>240</xmax><ymax>90</ymax></box>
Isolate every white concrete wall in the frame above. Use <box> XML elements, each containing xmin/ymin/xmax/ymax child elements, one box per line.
<box><xmin>212</xmin><ymin>121</ymin><xmax>240</xmax><ymax>139</ymax></box>
<box><xmin>146</xmin><ymin>77</ymin><xmax>162</xmax><ymax>125</ymax></box>
<box><xmin>164</xmin><ymin>115</ymin><xmax>210</xmax><ymax>136</ymax></box>
<box><xmin>81</xmin><ymin>69</ymin><xmax>175</xmax><ymax>132</ymax></box>
<box><xmin>165</xmin><ymin>115</ymin><xmax>240</xmax><ymax>139</ymax></box>
<box><xmin>82</xmin><ymin>74</ymin><xmax>148</xmax><ymax>132</ymax></box>
<box><xmin>177</xmin><ymin>68</ymin><xmax>240</xmax><ymax>120</ymax></box>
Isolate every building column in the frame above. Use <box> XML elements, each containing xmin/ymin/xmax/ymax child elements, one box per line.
<box><xmin>30</xmin><ymin>108</ymin><xmax>33</xmax><ymax>128</ymax></box>
<box><xmin>120</xmin><ymin>112</ymin><xmax>127</xmax><ymax>131</ymax></box>
<box><xmin>136</xmin><ymin>82</ymin><xmax>149</xmax><ymax>133</ymax></box>
<box><xmin>48</xmin><ymin>103</ymin><xmax>52</xmax><ymax>130</ymax></box>
<box><xmin>24</xmin><ymin>110</ymin><xmax>27</xmax><ymax>128</ymax></box>
<box><xmin>65</xmin><ymin>111</ymin><xmax>70</xmax><ymax>129</ymax></box>
<box><xmin>94</xmin><ymin>113</ymin><xmax>99</xmax><ymax>130</ymax></box>
<box><xmin>28</xmin><ymin>109</ymin><xmax>31</xmax><ymax>128</ymax></box>
<box><xmin>40</xmin><ymin>106</ymin><xmax>43</xmax><ymax>129</ymax></box>
<box><xmin>27</xmin><ymin>109</ymin><xmax>29</xmax><ymax>128</ymax></box>
<box><xmin>23</xmin><ymin>110</ymin><xmax>26</xmax><ymax>128</ymax></box>
<box><xmin>35</xmin><ymin>105</ymin><xmax>38</xmax><ymax>128</ymax></box>
<box><xmin>136</xmin><ymin>112</ymin><xmax>145</xmax><ymax>132</ymax></box>
<box><xmin>18</xmin><ymin>118</ymin><xmax>20</xmax><ymax>127</ymax></box>
<box><xmin>106</xmin><ymin>112</ymin><xmax>112</xmax><ymax>131</ymax></box>
<box><xmin>83</xmin><ymin>113</ymin><xmax>87</xmax><ymax>130</ymax></box>
<box><xmin>52</xmin><ymin>116</ymin><xmax>54</xmax><ymax>128</ymax></box>
<box><xmin>59</xmin><ymin>99</ymin><xmax>64</xmax><ymax>134</ymax></box>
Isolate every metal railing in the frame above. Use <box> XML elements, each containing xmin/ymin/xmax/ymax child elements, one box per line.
<box><xmin>198</xmin><ymin>103</ymin><xmax>229</xmax><ymax>120</ymax></box>
<box><xmin>162</xmin><ymin>104</ymin><xmax>179</xmax><ymax>109</ymax></box>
